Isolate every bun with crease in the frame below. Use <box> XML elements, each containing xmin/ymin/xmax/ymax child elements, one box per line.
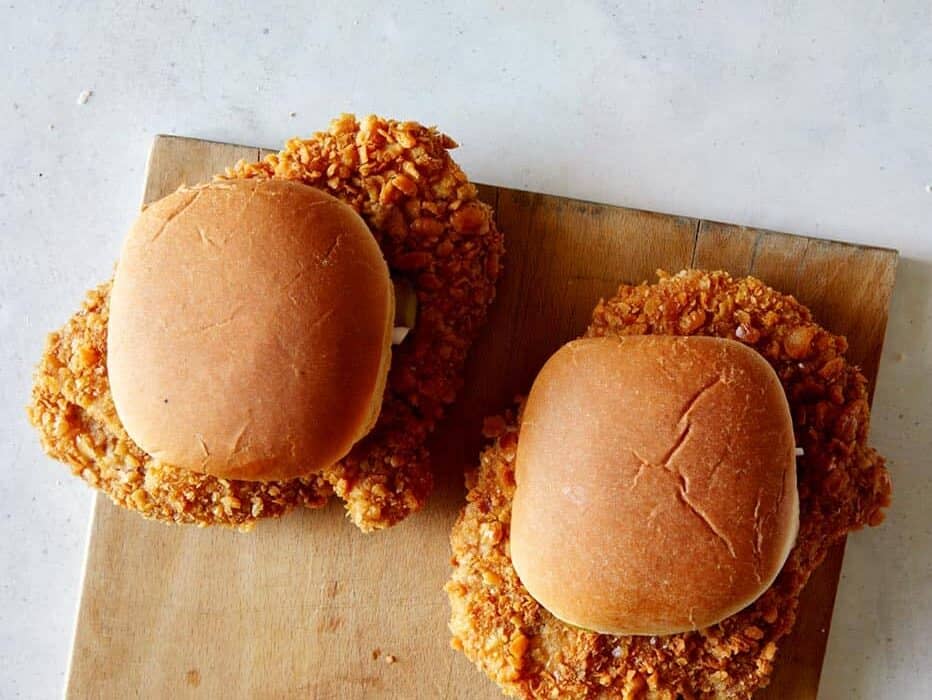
<box><xmin>510</xmin><ymin>335</ymin><xmax>799</xmax><ymax>635</ymax></box>
<box><xmin>107</xmin><ymin>178</ymin><xmax>393</xmax><ymax>481</ymax></box>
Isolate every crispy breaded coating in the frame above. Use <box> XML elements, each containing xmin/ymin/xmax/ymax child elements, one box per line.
<box><xmin>28</xmin><ymin>283</ymin><xmax>332</xmax><ymax>529</ymax></box>
<box><xmin>28</xmin><ymin>114</ymin><xmax>504</xmax><ymax>531</ymax></box>
<box><xmin>447</xmin><ymin>270</ymin><xmax>890</xmax><ymax>698</ymax></box>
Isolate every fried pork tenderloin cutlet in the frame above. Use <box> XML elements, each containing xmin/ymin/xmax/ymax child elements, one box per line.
<box><xmin>447</xmin><ymin>270</ymin><xmax>891</xmax><ymax>699</ymax></box>
<box><xmin>28</xmin><ymin>114</ymin><xmax>504</xmax><ymax>532</ymax></box>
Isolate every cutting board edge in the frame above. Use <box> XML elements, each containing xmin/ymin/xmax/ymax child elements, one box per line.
<box><xmin>64</xmin><ymin>495</ymin><xmax>102</xmax><ymax>698</ymax></box>
<box><xmin>150</xmin><ymin>133</ymin><xmax>899</xmax><ymax>259</ymax></box>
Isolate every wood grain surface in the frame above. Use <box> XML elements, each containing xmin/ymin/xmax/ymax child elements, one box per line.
<box><xmin>66</xmin><ymin>135</ymin><xmax>897</xmax><ymax>699</ymax></box>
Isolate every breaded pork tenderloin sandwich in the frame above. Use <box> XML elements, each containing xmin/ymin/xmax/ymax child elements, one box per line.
<box><xmin>29</xmin><ymin>114</ymin><xmax>504</xmax><ymax>532</ymax></box>
<box><xmin>447</xmin><ymin>269</ymin><xmax>890</xmax><ymax>699</ymax></box>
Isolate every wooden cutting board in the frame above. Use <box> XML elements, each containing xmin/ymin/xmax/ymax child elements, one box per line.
<box><xmin>66</xmin><ymin>135</ymin><xmax>897</xmax><ymax>699</ymax></box>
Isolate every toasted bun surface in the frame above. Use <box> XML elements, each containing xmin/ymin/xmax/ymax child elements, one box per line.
<box><xmin>510</xmin><ymin>335</ymin><xmax>798</xmax><ymax>636</ymax></box>
<box><xmin>107</xmin><ymin>179</ymin><xmax>393</xmax><ymax>481</ymax></box>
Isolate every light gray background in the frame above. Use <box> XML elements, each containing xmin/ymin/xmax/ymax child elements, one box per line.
<box><xmin>1</xmin><ymin>2</ymin><xmax>929</xmax><ymax>698</ymax></box>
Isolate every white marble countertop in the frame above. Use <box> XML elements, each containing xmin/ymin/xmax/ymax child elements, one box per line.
<box><xmin>1</xmin><ymin>2</ymin><xmax>929</xmax><ymax>698</ymax></box>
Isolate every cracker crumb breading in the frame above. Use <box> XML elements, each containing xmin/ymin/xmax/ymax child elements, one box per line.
<box><xmin>446</xmin><ymin>270</ymin><xmax>890</xmax><ymax>699</ymax></box>
<box><xmin>28</xmin><ymin>114</ymin><xmax>504</xmax><ymax>532</ymax></box>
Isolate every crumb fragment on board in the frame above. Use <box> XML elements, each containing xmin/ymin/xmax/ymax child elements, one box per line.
<box><xmin>385</xmin><ymin>654</ymin><xmax>397</xmax><ymax>665</ymax></box>
<box><xmin>76</xmin><ymin>89</ymin><xmax>92</xmax><ymax>105</ymax></box>
<box><xmin>371</xmin><ymin>648</ymin><xmax>381</xmax><ymax>660</ymax></box>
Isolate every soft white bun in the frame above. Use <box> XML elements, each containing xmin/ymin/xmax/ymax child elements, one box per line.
<box><xmin>108</xmin><ymin>179</ymin><xmax>393</xmax><ymax>481</ymax></box>
<box><xmin>510</xmin><ymin>335</ymin><xmax>798</xmax><ymax>635</ymax></box>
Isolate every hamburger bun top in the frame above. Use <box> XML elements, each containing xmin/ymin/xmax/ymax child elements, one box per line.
<box><xmin>107</xmin><ymin>179</ymin><xmax>393</xmax><ymax>481</ymax></box>
<box><xmin>510</xmin><ymin>335</ymin><xmax>798</xmax><ymax>635</ymax></box>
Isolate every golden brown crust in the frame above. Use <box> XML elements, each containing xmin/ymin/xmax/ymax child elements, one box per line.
<box><xmin>28</xmin><ymin>283</ymin><xmax>331</xmax><ymax>529</ymax></box>
<box><xmin>446</xmin><ymin>270</ymin><xmax>891</xmax><ymax>698</ymax></box>
<box><xmin>28</xmin><ymin>114</ymin><xmax>504</xmax><ymax>531</ymax></box>
<box><xmin>511</xmin><ymin>336</ymin><xmax>799</xmax><ymax>636</ymax></box>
